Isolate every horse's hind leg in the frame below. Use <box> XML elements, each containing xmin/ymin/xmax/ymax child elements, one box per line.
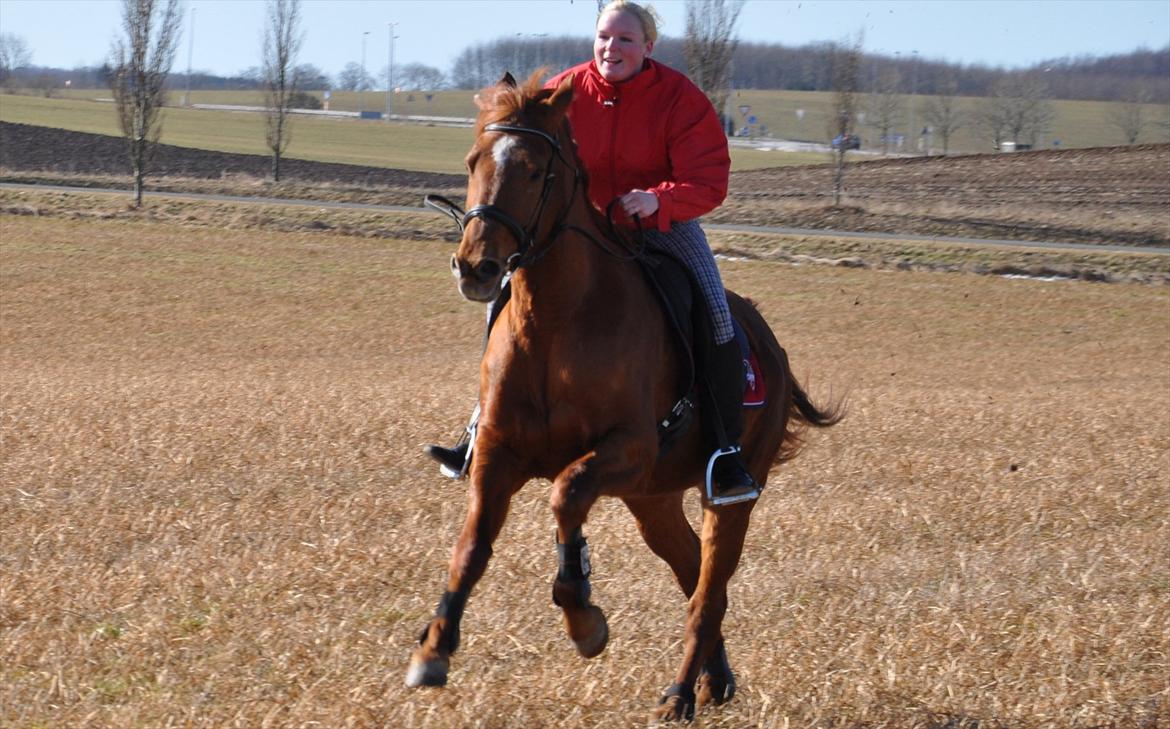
<box><xmin>624</xmin><ymin>494</ymin><xmax>737</xmax><ymax>711</ymax></box>
<box><xmin>406</xmin><ymin>445</ymin><xmax>525</xmax><ymax>688</ymax></box>
<box><xmin>653</xmin><ymin>499</ymin><xmax>755</xmax><ymax>723</ymax></box>
<box><xmin>549</xmin><ymin>429</ymin><xmax>654</xmax><ymax>659</ymax></box>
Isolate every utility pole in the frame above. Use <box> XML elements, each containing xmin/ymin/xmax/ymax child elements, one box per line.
<box><xmin>183</xmin><ymin>6</ymin><xmax>195</xmax><ymax>106</ymax></box>
<box><xmin>359</xmin><ymin>30</ymin><xmax>369</xmax><ymax>114</ymax></box>
<box><xmin>894</xmin><ymin>50</ymin><xmax>902</xmax><ymax>150</ymax></box>
<box><xmin>386</xmin><ymin>22</ymin><xmax>397</xmax><ymax>120</ymax></box>
<box><xmin>909</xmin><ymin>50</ymin><xmax>919</xmax><ymax>154</ymax></box>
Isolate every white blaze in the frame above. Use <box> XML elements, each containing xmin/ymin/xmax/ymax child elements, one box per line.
<box><xmin>490</xmin><ymin>134</ymin><xmax>517</xmax><ymax>194</ymax></box>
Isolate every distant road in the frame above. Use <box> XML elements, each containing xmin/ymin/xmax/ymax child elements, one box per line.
<box><xmin>3</xmin><ymin>182</ymin><xmax>1167</xmax><ymax>256</ymax></box>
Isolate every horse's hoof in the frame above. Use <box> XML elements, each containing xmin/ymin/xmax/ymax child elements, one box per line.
<box><xmin>652</xmin><ymin>694</ymin><xmax>696</xmax><ymax>723</ymax></box>
<box><xmin>697</xmin><ymin>641</ymin><xmax>736</xmax><ymax>707</ymax></box>
<box><xmin>404</xmin><ymin>655</ymin><xmax>449</xmax><ymax>687</ymax></box>
<box><xmin>569</xmin><ymin>605</ymin><xmax>609</xmax><ymax>658</ymax></box>
<box><xmin>696</xmin><ymin>671</ymin><xmax>736</xmax><ymax>706</ymax></box>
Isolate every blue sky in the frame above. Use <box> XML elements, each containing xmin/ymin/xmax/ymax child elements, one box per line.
<box><xmin>1</xmin><ymin>0</ymin><xmax>1167</xmax><ymax>77</ymax></box>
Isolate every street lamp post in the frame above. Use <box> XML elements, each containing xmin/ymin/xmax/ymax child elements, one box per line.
<box><xmin>909</xmin><ymin>50</ymin><xmax>919</xmax><ymax>154</ymax></box>
<box><xmin>387</xmin><ymin>22</ymin><xmax>398</xmax><ymax>120</ymax></box>
<box><xmin>183</xmin><ymin>7</ymin><xmax>195</xmax><ymax>106</ymax></box>
<box><xmin>359</xmin><ymin>30</ymin><xmax>370</xmax><ymax>115</ymax></box>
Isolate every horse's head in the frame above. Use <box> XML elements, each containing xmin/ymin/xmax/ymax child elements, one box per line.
<box><xmin>451</xmin><ymin>71</ymin><xmax>575</xmax><ymax>302</ymax></box>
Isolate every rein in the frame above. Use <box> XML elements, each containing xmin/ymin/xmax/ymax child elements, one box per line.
<box><xmin>425</xmin><ymin>121</ymin><xmax>647</xmax><ymax>273</ymax></box>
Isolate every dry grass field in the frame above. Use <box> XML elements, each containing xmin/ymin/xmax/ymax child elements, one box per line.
<box><xmin>1</xmin><ymin>208</ymin><xmax>1168</xmax><ymax>728</ymax></box>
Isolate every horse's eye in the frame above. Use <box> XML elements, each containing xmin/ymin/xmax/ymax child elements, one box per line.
<box><xmin>529</xmin><ymin>170</ymin><xmax>542</xmax><ymax>182</ymax></box>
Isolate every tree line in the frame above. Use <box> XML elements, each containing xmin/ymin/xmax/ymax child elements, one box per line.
<box><xmin>3</xmin><ymin>31</ymin><xmax>1167</xmax><ymax>104</ymax></box>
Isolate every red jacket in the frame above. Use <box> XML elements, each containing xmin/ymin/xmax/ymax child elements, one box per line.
<box><xmin>546</xmin><ymin>60</ymin><xmax>730</xmax><ymax>232</ymax></box>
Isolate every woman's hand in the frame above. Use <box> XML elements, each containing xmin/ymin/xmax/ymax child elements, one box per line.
<box><xmin>619</xmin><ymin>189</ymin><xmax>659</xmax><ymax>219</ymax></box>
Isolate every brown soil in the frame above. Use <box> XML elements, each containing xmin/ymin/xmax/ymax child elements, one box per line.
<box><xmin>2</xmin><ymin>121</ymin><xmax>1168</xmax><ymax>247</ymax></box>
<box><xmin>718</xmin><ymin>144</ymin><xmax>1170</xmax><ymax>247</ymax></box>
<box><xmin>0</xmin><ymin>121</ymin><xmax>464</xmax><ymax>189</ymax></box>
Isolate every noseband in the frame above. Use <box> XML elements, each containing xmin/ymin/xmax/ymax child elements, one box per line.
<box><xmin>426</xmin><ymin>122</ymin><xmax>580</xmax><ymax>273</ymax></box>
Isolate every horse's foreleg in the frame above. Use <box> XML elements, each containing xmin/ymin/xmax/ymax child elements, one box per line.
<box><xmin>654</xmin><ymin>499</ymin><xmax>755</xmax><ymax>723</ymax></box>
<box><xmin>549</xmin><ymin>430</ymin><xmax>652</xmax><ymax>659</ymax></box>
<box><xmin>406</xmin><ymin>448</ymin><xmax>524</xmax><ymax>688</ymax></box>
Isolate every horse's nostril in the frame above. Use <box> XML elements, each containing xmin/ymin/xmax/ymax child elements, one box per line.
<box><xmin>476</xmin><ymin>259</ymin><xmax>501</xmax><ymax>281</ymax></box>
<box><xmin>450</xmin><ymin>255</ymin><xmax>461</xmax><ymax>275</ymax></box>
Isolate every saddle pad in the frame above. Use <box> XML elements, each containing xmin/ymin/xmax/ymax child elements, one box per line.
<box><xmin>733</xmin><ymin>320</ymin><xmax>767</xmax><ymax>408</ymax></box>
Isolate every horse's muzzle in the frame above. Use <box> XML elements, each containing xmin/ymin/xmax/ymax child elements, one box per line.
<box><xmin>452</xmin><ymin>254</ymin><xmax>503</xmax><ymax>303</ymax></box>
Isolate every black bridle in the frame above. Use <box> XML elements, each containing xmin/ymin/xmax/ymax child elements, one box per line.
<box><xmin>425</xmin><ymin>121</ymin><xmax>649</xmax><ymax>273</ymax></box>
<box><xmin>425</xmin><ymin>122</ymin><xmax>581</xmax><ymax>273</ymax></box>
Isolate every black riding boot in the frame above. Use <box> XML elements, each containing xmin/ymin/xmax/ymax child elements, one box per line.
<box><xmin>424</xmin><ymin>440</ymin><xmax>469</xmax><ymax>477</ymax></box>
<box><xmin>704</xmin><ymin>339</ymin><xmax>759</xmax><ymax>504</ymax></box>
<box><xmin>424</xmin><ymin>404</ymin><xmax>479</xmax><ymax>479</ymax></box>
<box><xmin>425</xmin><ymin>289</ymin><xmax>510</xmax><ymax>479</ymax></box>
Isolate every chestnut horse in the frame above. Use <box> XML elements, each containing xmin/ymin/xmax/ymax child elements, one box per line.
<box><xmin>406</xmin><ymin>73</ymin><xmax>839</xmax><ymax>722</ymax></box>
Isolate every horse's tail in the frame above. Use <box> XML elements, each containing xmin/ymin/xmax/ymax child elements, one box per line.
<box><xmin>776</xmin><ymin>350</ymin><xmax>844</xmax><ymax>463</ymax></box>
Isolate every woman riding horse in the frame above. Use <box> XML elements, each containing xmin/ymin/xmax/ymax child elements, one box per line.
<box><xmin>408</xmin><ymin>67</ymin><xmax>838</xmax><ymax>720</ymax></box>
<box><xmin>426</xmin><ymin>0</ymin><xmax>758</xmax><ymax>502</ymax></box>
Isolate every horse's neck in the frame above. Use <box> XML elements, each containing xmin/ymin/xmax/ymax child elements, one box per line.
<box><xmin>506</xmin><ymin>192</ymin><xmax>622</xmax><ymax>333</ymax></box>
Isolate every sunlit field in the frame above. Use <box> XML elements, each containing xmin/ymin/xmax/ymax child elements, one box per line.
<box><xmin>38</xmin><ymin>85</ymin><xmax>1170</xmax><ymax>153</ymax></box>
<box><xmin>2</xmin><ymin>208</ymin><xmax>1167</xmax><ymax>727</ymax></box>
<box><xmin>0</xmin><ymin>94</ymin><xmax>814</xmax><ymax>173</ymax></box>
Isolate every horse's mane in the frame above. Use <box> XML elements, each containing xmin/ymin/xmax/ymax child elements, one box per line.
<box><xmin>474</xmin><ymin>69</ymin><xmax>559</xmax><ymax>132</ymax></box>
<box><xmin>473</xmin><ymin>68</ymin><xmax>598</xmax><ymax>226</ymax></box>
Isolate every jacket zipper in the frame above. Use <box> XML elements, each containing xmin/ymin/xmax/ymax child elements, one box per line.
<box><xmin>607</xmin><ymin>87</ymin><xmax>620</xmax><ymax>205</ymax></box>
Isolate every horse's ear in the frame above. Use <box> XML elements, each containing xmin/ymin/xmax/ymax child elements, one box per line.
<box><xmin>473</xmin><ymin>92</ymin><xmax>491</xmax><ymax>111</ymax></box>
<box><xmin>545</xmin><ymin>74</ymin><xmax>574</xmax><ymax>121</ymax></box>
<box><xmin>499</xmin><ymin>72</ymin><xmax>517</xmax><ymax>87</ymax></box>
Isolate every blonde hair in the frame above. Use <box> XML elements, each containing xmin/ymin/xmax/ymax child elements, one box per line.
<box><xmin>598</xmin><ymin>1</ymin><xmax>662</xmax><ymax>44</ymax></box>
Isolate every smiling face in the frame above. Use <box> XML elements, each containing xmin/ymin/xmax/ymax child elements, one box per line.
<box><xmin>593</xmin><ymin>9</ymin><xmax>653</xmax><ymax>84</ymax></box>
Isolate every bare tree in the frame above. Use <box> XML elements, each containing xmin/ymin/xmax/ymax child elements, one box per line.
<box><xmin>389</xmin><ymin>63</ymin><xmax>446</xmax><ymax>91</ymax></box>
<box><xmin>262</xmin><ymin>0</ymin><xmax>302</xmax><ymax>182</ymax></box>
<box><xmin>293</xmin><ymin>63</ymin><xmax>330</xmax><ymax>90</ymax></box>
<box><xmin>1108</xmin><ymin>82</ymin><xmax>1150</xmax><ymax>145</ymax></box>
<box><xmin>109</xmin><ymin>0</ymin><xmax>182</xmax><ymax>207</ymax></box>
<box><xmin>980</xmin><ymin>74</ymin><xmax>1055</xmax><ymax>150</ymax></box>
<box><xmin>0</xmin><ymin>33</ymin><xmax>33</xmax><ymax>93</ymax></box>
<box><xmin>921</xmin><ymin>71</ymin><xmax>965</xmax><ymax>155</ymax></box>
<box><xmin>827</xmin><ymin>34</ymin><xmax>863</xmax><ymax>206</ymax></box>
<box><xmin>866</xmin><ymin>67</ymin><xmax>902</xmax><ymax>155</ymax></box>
<box><xmin>684</xmin><ymin>0</ymin><xmax>745</xmax><ymax>125</ymax></box>
<box><xmin>337</xmin><ymin>61</ymin><xmax>373</xmax><ymax>92</ymax></box>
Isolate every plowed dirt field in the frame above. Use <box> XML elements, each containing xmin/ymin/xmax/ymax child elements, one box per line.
<box><xmin>3</xmin><ymin>121</ymin><xmax>1168</xmax><ymax>246</ymax></box>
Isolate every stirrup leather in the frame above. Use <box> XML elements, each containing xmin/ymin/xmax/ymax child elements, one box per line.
<box><xmin>704</xmin><ymin>446</ymin><xmax>760</xmax><ymax>506</ymax></box>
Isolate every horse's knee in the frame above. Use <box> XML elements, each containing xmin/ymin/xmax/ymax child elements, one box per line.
<box><xmin>549</xmin><ymin>467</ymin><xmax>594</xmax><ymax>525</ymax></box>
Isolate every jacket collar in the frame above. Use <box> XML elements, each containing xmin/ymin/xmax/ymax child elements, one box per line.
<box><xmin>584</xmin><ymin>58</ymin><xmax>660</xmax><ymax>96</ymax></box>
